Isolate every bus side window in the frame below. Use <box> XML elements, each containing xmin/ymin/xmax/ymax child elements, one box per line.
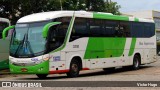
<box><xmin>69</xmin><ymin>17</ymin><xmax>88</xmax><ymax>42</ymax></box>
<box><xmin>89</xmin><ymin>18</ymin><xmax>102</xmax><ymax>37</ymax></box>
<box><xmin>47</xmin><ymin>17</ymin><xmax>71</xmax><ymax>52</ymax></box>
<box><xmin>119</xmin><ymin>21</ymin><xmax>131</xmax><ymax>37</ymax></box>
<box><xmin>104</xmin><ymin>20</ymin><xmax>118</xmax><ymax>37</ymax></box>
<box><xmin>0</xmin><ymin>22</ymin><xmax>9</xmax><ymax>39</ymax></box>
<box><xmin>47</xmin><ymin>26</ymin><xmax>59</xmax><ymax>52</ymax></box>
<box><xmin>144</xmin><ymin>23</ymin><xmax>155</xmax><ymax>37</ymax></box>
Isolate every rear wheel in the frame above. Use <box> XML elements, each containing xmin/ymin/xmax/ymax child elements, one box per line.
<box><xmin>132</xmin><ymin>55</ymin><xmax>140</xmax><ymax>70</ymax></box>
<box><xmin>36</xmin><ymin>74</ymin><xmax>48</xmax><ymax>79</ymax></box>
<box><xmin>67</xmin><ymin>59</ymin><xmax>80</xmax><ymax>78</ymax></box>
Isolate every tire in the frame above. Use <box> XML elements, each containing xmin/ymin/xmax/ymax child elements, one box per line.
<box><xmin>103</xmin><ymin>67</ymin><xmax>115</xmax><ymax>72</ymax></box>
<box><xmin>36</xmin><ymin>74</ymin><xmax>48</xmax><ymax>79</ymax></box>
<box><xmin>67</xmin><ymin>59</ymin><xmax>80</xmax><ymax>78</ymax></box>
<box><xmin>132</xmin><ymin>55</ymin><xmax>140</xmax><ymax>70</ymax></box>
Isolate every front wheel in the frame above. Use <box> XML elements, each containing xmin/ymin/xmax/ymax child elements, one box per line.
<box><xmin>67</xmin><ymin>59</ymin><xmax>80</xmax><ymax>78</ymax></box>
<box><xmin>132</xmin><ymin>55</ymin><xmax>140</xmax><ymax>70</ymax></box>
<box><xmin>36</xmin><ymin>74</ymin><xmax>48</xmax><ymax>79</ymax></box>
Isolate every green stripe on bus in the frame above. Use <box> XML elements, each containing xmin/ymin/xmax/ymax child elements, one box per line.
<box><xmin>93</xmin><ymin>12</ymin><xmax>129</xmax><ymax>21</ymax></box>
<box><xmin>128</xmin><ymin>38</ymin><xmax>136</xmax><ymax>56</ymax></box>
<box><xmin>134</xmin><ymin>18</ymin><xmax>139</xmax><ymax>22</ymax></box>
<box><xmin>84</xmin><ymin>38</ymin><xmax>126</xmax><ymax>59</ymax></box>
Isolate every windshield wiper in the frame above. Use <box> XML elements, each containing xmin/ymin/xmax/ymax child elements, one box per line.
<box><xmin>14</xmin><ymin>34</ymin><xmax>26</xmax><ymax>56</ymax></box>
<box><xmin>25</xmin><ymin>40</ymin><xmax>34</xmax><ymax>57</ymax></box>
<box><xmin>25</xmin><ymin>29</ymin><xmax>35</xmax><ymax>57</ymax></box>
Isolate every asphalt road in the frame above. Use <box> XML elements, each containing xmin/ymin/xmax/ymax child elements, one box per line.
<box><xmin>1</xmin><ymin>57</ymin><xmax>160</xmax><ymax>90</ymax></box>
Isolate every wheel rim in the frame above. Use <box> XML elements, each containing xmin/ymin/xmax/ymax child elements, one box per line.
<box><xmin>134</xmin><ymin>58</ymin><xmax>139</xmax><ymax>68</ymax></box>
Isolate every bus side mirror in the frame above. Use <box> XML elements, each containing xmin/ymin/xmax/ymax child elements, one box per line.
<box><xmin>2</xmin><ymin>25</ymin><xmax>15</xmax><ymax>40</ymax></box>
<box><xmin>42</xmin><ymin>22</ymin><xmax>61</xmax><ymax>38</ymax></box>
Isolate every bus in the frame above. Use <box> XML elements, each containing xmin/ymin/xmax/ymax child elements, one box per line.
<box><xmin>2</xmin><ymin>11</ymin><xmax>156</xmax><ymax>78</ymax></box>
<box><xmin>0</xmin><ymin>18</ymin><xmax>11</xmax><ymax>69</ymax></box>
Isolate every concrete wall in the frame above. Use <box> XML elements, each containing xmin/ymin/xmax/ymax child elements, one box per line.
<box><xmin>123</xmin><ymin>11</ymin><xmax>153</xmax><ymax>19</ymax></box>
<box><xmin>153</xmin><ymin>11</ymin><xmax>160</xmax><ymax>18</ymax></box>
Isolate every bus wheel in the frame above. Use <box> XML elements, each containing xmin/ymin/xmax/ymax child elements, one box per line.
<box><xmin>36</xmin><ymin>74</ymin><xmax>48</xmax><ymax>79</ymax></box>
<box><xmin>67</xmin><ymin>59</ymin><xmax>80</xmax><ymax>78</ymax></box>
<box><xmin>132</xmin><ymin>55</ymin><xmax>140</xmax><ymax>70</ymax></box>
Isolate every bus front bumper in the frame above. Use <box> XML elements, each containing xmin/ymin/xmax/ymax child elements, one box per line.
<box><xmin>9</xmin><ymin>60</ymin><xmax>49</xmax><ymax>74</ymax></box>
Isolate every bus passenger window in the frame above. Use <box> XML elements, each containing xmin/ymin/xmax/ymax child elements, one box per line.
<box><xmin>0</xmin><ymin>22</ymin><xmax>9</xmax><ymax>39</ymax></box>
<box><xmin>70</xmin><ymin>18</ymin><xmax>88</xmax><ymax>42</ymax></box>
<box><xmin>119</xmin><ymin>22</ymin><xmax>131</xmax><ymax>37</ymax></box>
<box><xmin>47</xmin><ymin>17</ymin><xmax>71</xmax><ymax>52</ymax></box>
<box><xmin>104</xmin><ymin>20</ymin><xmax>118</xmax><ymax>37</ymax></box>
<box><xmin>89</xmin><ymin>19</ymin><xmax>102</xmax><ymax>37</ymax></box>
<box><xmin>48</xmin><ymin>25</ymin><xmax>62</xmax><ymax>52</ymax></box>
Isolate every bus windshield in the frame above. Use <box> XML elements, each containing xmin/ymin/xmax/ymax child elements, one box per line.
<box><xmin>10</xmin><ymin>21</ymin><xmax>50</xmax><ymax>58</ymax></box>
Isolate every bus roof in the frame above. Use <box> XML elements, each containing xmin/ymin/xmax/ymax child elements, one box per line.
<box><xmin>17</xmin><ymin>11</ymin><xmax>75</xmax><ymax>23</ymax></box>
<box><xmin>17</xmin><ymin>11</ymin><xmax>154</xmax><ymax>23</ymax></box>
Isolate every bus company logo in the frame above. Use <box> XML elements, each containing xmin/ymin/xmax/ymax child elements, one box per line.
<box><xmin>53</xmin><ymin>56</ymin><xmax>60</xmax><ymax>61</ymax></box>
<box><xmin>2</xmin><ymin>82</ymin><xmax>11</xmax><ymax>87</ymax></box>
<box><xmin>31</xmin><ymin>58</ymin><xmax>39</xmax><ymax>62</ymax></box>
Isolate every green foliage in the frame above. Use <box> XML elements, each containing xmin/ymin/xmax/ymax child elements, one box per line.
<box><xmin>0</xmin><ymin>0</ymin><xmax>121</xmax><ymax>24</ymax></box>
<box><xmin>105</xmin><ymin>0</ymin><xmax>121</xmax><ymax>15</ymax></box>
<box><xmin>86</xmin><ymin>0</ymin><xmax>106</xmax><ymax>12</ymax></box>
<box><xmin>63</xmin><ymin>0</ymin><xmax>86</xmax><ymax>10</ymax></box>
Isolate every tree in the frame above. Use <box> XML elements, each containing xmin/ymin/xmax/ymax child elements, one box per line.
<box><xmin>0</xmin><ymin>0</ymin><xmax>21</xmax><ymax>24</ymax></box>
<box><xmin>0</xmin><ymin>0</ymin><xmax>121</xmax><ymax>24</ymax></box>
<box><xmin>63</xmin><ymin>0</ymin><xmax>86</xmax><ymax>10</ymax></box>
<box><xmin>0</xmin><ymin>0</ymin><xmax>60</xmax><ymax>24</ymax></box>
<box><xmin>86</xmin><ymin>0</ymin><xmax>106</xmax><ymax>12</ymax></box>
<box><xmin>105</xmin><ymin>0</ymin><xmax>121</xmax><ymax>15</ymax></box>
<box><xmin>63</xmin><ymin>0</ymin><xmax>120</xmax><ymax>14</ymax></box>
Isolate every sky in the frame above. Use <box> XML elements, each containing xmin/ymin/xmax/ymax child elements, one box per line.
<box><xmin>111</xmin><ymin>0</ymin><xmax>160</xmax><ymax>12</ymax></box>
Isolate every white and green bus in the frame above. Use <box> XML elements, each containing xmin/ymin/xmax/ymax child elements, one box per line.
<box><xmin>3</xmin><ymin>11</ymin><xmax>156</xmax><ymax>78</ymax></box>
<box><xmin>0</xmin><ymin>18</ymin><xmax>11</xmax><ymax>69</ymax></box>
